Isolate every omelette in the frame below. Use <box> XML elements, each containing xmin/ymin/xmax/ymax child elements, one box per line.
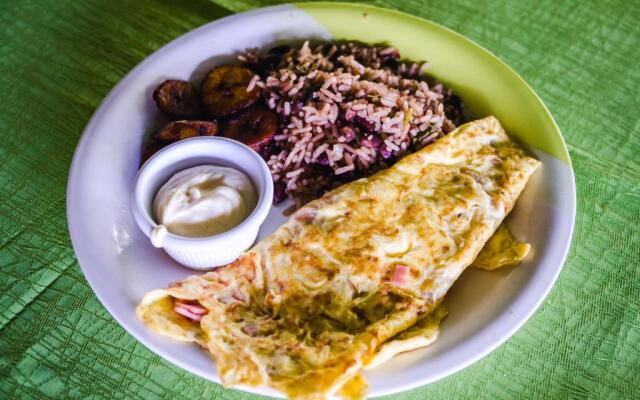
<box><xmin>137</xmin><ymin>116</ymin><xmax>540</xmax><ymax>399</ymax></box>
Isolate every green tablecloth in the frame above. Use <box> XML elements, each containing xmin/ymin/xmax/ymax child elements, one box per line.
<box><xmin>1</xmin><ymin>0</ymin><xmax>638</xmax><ymax>398</ymax></box>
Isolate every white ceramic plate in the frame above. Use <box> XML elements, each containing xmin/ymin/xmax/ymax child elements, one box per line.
<box><xmin>67</xmin><ymin>3</ymin><xmax>576</xmax><ymax>398</ymax></box>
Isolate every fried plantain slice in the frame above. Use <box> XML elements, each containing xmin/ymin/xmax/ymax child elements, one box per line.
<box><xmin>140</xmin><ymin>139</ymin><xmax>167</xmax><ymax>166</ymax></box>
<box><xmin>153</xmin><ymin>80</ymin><xmax>202</xmax><ymax>119</ymax></box>
<box><xmin>140</xmin><ymin>120</ymin><xmax>218</xmax><ymax>167</ymax></box>
<box><xmin>200</xmin><ymin>65</ymin><xmax>261</xmax><ymax>117</ymax></box>
<box><xmin>222</xmin><ymin>106</ymin><xmax>278</xmax><ymax>151</ymax></box>
<box><xmin>156</xmin><ymin>120</ymin><xmax>218</xmax><ymax>142</ymax></box>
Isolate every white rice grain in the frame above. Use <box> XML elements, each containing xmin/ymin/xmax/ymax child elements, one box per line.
<box><xmin>247</xmin><ymin>75</ymin><xmax>260</xmax><ymax>92</ymax></box>
<box><xmin>335</xmin><ymin>165</ymin><xmax>355</xmax><ymax>175</ymax></box>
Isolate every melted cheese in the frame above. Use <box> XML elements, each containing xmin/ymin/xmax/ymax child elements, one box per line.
<box><xmin>472</xmin><ymin>224</ymin><xmax>531</xmax><ymax>270</ymax></box>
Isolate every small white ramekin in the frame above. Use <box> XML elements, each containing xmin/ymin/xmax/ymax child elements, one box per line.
<box><xmin>131</xmin><ymin>136</ymin><xmax>273</xmax><ymax>270</ymax></box>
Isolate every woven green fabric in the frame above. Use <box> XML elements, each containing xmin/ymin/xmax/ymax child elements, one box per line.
<box><xmin>0</xmin><ymin>0</ymin><xmax>638</xmax><ymax>398</ymax></box>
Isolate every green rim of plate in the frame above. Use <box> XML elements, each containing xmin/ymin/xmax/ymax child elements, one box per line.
<box><xmin>296</xmin><ymin>2</ymin><xmax>571</xmax><ymax>165</ymax></box>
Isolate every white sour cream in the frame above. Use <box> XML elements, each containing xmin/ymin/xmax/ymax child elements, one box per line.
<box><xmin>150</xmin><ymin>165</ymin><xmax>257</xmax><ymax>247</ymax></box>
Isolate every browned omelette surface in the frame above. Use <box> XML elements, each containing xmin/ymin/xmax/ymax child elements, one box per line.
<box><xmin>137</xmin><ymin>116</ymin><xmax>540</xmax><ymax>399</ymax></box>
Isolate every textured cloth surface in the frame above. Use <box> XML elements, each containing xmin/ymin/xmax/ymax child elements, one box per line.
<box><xmin>0</xmin><ymin>0</ymin><xmax>638</xmax><ymax>399</ymax></box>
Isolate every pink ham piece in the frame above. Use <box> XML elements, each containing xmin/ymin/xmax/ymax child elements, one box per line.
<box><xmin>391</xmin><ymin>264</ymin><xmax>410</xmax><ymax>286</ymax></box>
<box><xmin>241</xmin><ymin>323</ymin><xmax>259</xmax><ymax>337</ymax></box>
<box><xmin>174</xmin><ymin>299</ymin><xmax>207</xmax><ymax>322</ymax></box>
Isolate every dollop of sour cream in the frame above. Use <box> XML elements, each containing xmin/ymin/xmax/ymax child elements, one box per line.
<box><xmin>150</xmin><ymin>165</ymin><xmax>257</xmax><ymax>247</ymax></box>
